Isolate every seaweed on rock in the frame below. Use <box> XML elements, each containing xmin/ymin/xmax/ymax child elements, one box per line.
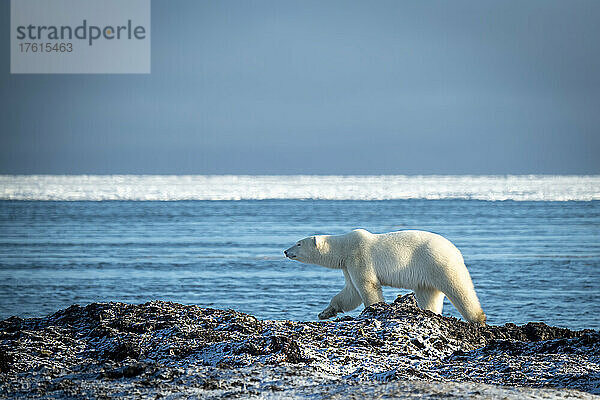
<box><xmin>0</xmin><ymin>294</ymin><xmax>598</xmax><ymax>399</ymax></box>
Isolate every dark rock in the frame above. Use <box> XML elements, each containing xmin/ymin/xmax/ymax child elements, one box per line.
<box><xmin>0</xmin><ymin>296</ymin><xmax>598</xmax><ymax>399</ymax></box>
<box><xmin>101</xmin><ymin>339</ymin><xmax>141</xmax><ymax>362</ymax></box>
<box><xmin>393</xmin><ymin>293</ymin><xmax>419</xmax><ymax>307</ymax></box>
<box><xmin>103</xmin><ymin>363</ymin><xmax>147</xmax><ymax>379</ymax></box>
<box><xmin>267</xmin><ymin>335</ymin><xmax>309</xmax><ymax>363</ymax></box>
<box><xmin>410</xmin><ymin>338</ymin><xmax>426</xmax><ymax>350</ymax></box>
<box><xmin>0</xmin><ymin>347</ymin><xmax>12</xmax><ymax>373</ymax></box>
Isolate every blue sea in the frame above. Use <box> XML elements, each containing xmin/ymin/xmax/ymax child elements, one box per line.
<box><xmin>0</xmin><ymin>175</ymin><xmax>599</xmax><ymax>330</ymax></box>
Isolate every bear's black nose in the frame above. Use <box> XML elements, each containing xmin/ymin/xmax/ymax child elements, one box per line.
<box><xmin>284</xmin><ymin>250</ymin><xmax>288</xmax><ymax>257</ymax></box>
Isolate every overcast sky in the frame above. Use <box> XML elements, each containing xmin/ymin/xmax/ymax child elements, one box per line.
<box><xmin>1</xmin><ymin>0</ymin><xmax>599</xmax><ymax>174</ymax></box>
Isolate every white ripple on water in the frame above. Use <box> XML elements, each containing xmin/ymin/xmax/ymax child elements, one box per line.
<box><xmin>1</xmin><ymin>175</ymin><xmax>599</xmax><ymax>201</ymax></box>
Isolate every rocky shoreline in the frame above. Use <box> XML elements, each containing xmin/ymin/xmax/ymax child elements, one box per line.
<box><xmin>1</xmin><ymin>294</ymin><xmax>598</xmax><ymax>399</ymax></box>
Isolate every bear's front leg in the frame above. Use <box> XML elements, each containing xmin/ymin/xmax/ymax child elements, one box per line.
<box><xmin>346</xmin><ymin>262</ymin><xmax>384</xmax><ymax>307</ymax></box>
<box><xmin>318</xmin><ymin>269</ymin><xmax>363</xmax><ymax>320</ymax></box>
<box><xmin>318</xmin><ymin>304</ymin><xmax>339</xmax><ymax>320</ymax></box>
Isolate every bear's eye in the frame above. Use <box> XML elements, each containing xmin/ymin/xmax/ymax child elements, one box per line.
<box><xmin>297</xmin><ymin>243</ymin><xmax>301</xmax><ymax>247</ymax></box>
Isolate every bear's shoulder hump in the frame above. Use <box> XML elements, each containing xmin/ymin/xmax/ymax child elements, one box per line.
<box><xmin>349</xmin><ymin>228</ymin><xmax>371</xmax><ymax>238</ymax></box>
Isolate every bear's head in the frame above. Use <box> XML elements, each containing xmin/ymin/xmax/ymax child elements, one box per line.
<box><xmin>284</xmin><ymin>235</ymin><xmax>328</xmax><ymax>265</ymax></box>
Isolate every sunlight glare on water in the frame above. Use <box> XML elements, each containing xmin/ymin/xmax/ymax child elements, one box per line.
<box><xmin>0</xmin><ymin>175</ymin><xmax>599</xmax><ymax>330</ymax></box>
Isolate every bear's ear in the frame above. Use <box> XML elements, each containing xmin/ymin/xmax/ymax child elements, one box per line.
<box><xmin>314</xmin><ymin>235</ymin><xmax>329</xmax><ymax>252</ymax></box>
<box><xmin>313</xmin><ymin>235</ymin><xmax>323</xmax><ymax>250</ymax></box>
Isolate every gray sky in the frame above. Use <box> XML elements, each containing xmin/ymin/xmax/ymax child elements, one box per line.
<box><xmin>1</xmin><ymin>0</ymin><xmax>599</xmax><ymax>174</ymax></box>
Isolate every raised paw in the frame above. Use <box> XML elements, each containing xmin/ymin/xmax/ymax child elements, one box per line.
<box><xmin>318</xmin><ymin>305</ymin><xmax>338</xmax><ymax>320</ymax></box>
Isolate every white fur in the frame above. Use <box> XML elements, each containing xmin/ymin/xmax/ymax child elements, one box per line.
<box><xmin>284</xmin><ymin>229</ymin><xmax>486</xmax><ymax>325</ymax></box>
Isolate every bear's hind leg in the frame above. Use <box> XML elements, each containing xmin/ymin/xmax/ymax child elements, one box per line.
<box><xmin>441</xmin><ymin>283</ymin><xmax>486</xmax><ymax>325</ymax></box>
<box><xmin>414</xmin><ymin>287</ymin><xmax>445</xmax><ymax>314</ymax></box>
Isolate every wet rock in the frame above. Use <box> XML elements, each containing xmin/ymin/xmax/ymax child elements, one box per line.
<box><xmin>103</xmin><ymin>362</ymin><xmax>147</xmax><ymax>379</ymax></box>
<box><xmin>0</xmin><ymin>347</ymin><xmax>12</xmax><ymax>372</ymax></box>
<box><xmin>266</xmin><ymin>335</ymin><xmax>309</xmax><ymax>364</ymax></box>
<box><xmin>0</xmin><ymin>295</ymin><xmax>598</xmax><ymax>399</ymax></box>
<box><xmin>101</xmin><ymin>339</ymin><xmax>142</xmax><ymax>362</ymax></box>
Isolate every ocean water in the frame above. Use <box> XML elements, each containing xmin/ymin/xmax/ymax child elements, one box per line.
<box><xmin>0</xmin><ymin>175</ymin><xmax>599</xmax><ymax>330</ymax></box>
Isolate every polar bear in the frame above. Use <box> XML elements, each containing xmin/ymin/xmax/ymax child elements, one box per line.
<box><xmin>284</xmin><ymin>229</ymin><xmax>486</xmax><ymax>325</ymax></box>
